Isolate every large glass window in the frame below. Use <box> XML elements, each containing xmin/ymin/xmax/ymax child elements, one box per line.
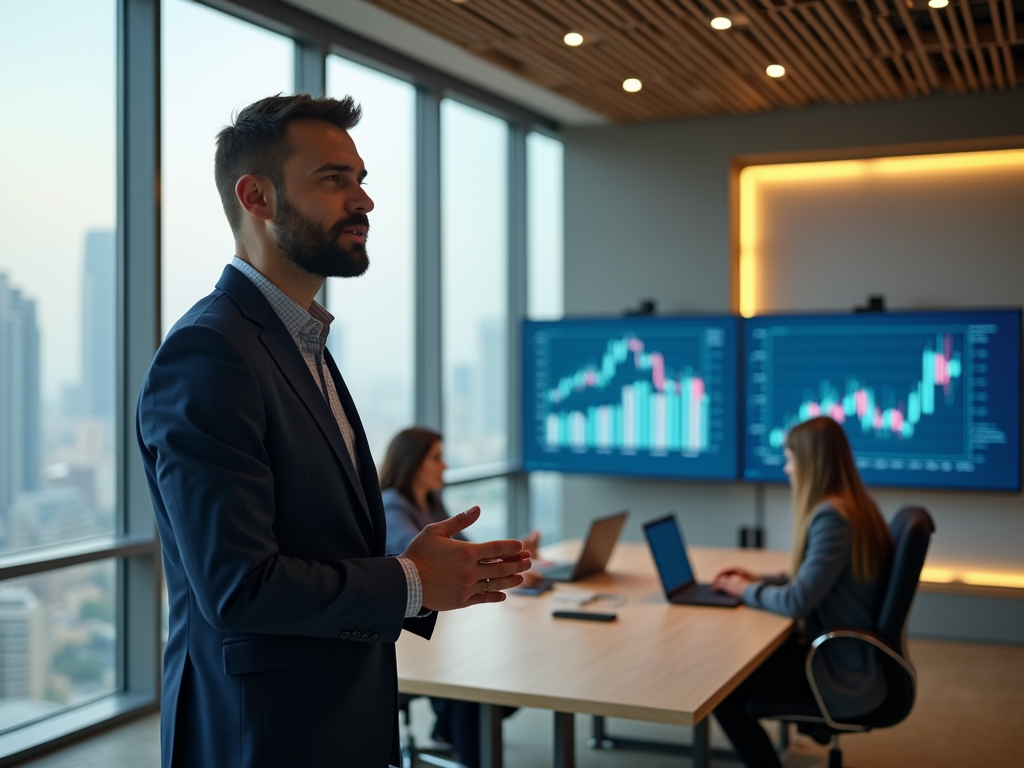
<box><xmin>441</xmin><ymin>100</ymin><xmax>509</xmax><ymax>471</ymax></box>
<box><xmin>527</xmin><ymin>132</ymin><xmax>564</xmax><ymax>321</ymax></box>
<box><xmin>161</xmin><ymin>0</ymin><xmax>294</xmax><ymax>335</ymax></box>
<box><xmin>0</xmin><ymin>0</ymin><xmax>117</xmax><ymax>556</ymax></box>
<box><xmin>0</xmin><ymin>561</ymin><xmax>117</xmax><ymax>733</ymax></box>
<box><xmin>443</xmin><ymin>478</ymin><xmax>508</xmax><ymax>545</ymax></box>
<box><xmin>2</xmin><ymin>0</ymin><xmax>558</xmax><ymax>755</ymax></box>
<box><xmin>526</xmin><ymin>132</ymin><xmax>565</xmax><ymax>543</ymax></box>
<box><xmin>325</xmin><ymin>56</ymin><xmax>416</xmax><ymax>462</ymax></box>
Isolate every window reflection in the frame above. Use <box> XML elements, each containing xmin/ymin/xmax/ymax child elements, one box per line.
<box><xmin>442</xmin><ymin>478</ymin><xmax>508</xmax><ymax>544</ymax></box>
<box><xmin>526</xmin><ymin>132</ymin><xmax>565</xmax><ymax>541</ymax></box>
<box><xmin>325</xmin><ymin>56</ymin><xmax>415</xmax><ymax>464</ymax></box>
<box><xmin>441</xmin><ymin>100</ymin><xmax>509</xmax><ymax>470</ymax></box>
<box><xmin>161</xmin><ymin>0</ymin><xmax>294</xmax><ymax>335</ymax></box>
<box><xmin>0</xmin><ymin>0</ymin><xmax>117</xmax><ymax>557</ymax></box>
<box><xmin>0</xmin><ymin>561</ymin><xmax>117</xmax><ymax>732</ymax></box>
<box><xmin>527</xmin><ymin>132</ymin><xmax>564</xmax><ymax>321</ymax></box>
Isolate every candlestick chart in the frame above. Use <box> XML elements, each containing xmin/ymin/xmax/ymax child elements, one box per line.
<box><xmin>743</xmin><ymin>310</ymin><xmax>1021</xmax><ymax>490</ymax></box>
<box><xmin>523</xmin><ymin>317</ymin><xmax>739</xmax><ymax>479</ymax></box>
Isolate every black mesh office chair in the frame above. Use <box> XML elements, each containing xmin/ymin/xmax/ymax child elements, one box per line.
<box><xmin>750</xmin><ymin>505</ymin><xmax>935</xmax><ymax>768</ymax></box>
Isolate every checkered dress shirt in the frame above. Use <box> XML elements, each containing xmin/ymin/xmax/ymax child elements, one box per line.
<box><xmin>231</xmin><ymin>257</ymin><xmax>423</xmax><ymax>617</ymax></box>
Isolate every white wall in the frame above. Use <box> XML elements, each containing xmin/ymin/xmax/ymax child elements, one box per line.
<box><xmin>560</xmin><ymin>89</ymin><xmax>1024</xmax><ymax>578</ymax></box>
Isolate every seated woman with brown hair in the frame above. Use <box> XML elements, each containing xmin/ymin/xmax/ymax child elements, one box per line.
<box><xmin>711</xmin><ymin>416</ymin><xmax>894</xmax><ymax>768</ymax></box>
<box><xmin>380</xmin><ymin>427</ymin><xmax>539</xmax><ymax>768</ymax></box>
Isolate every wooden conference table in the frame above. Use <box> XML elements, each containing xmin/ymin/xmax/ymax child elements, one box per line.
<box><xmin>397</xmin><ymin>542</ymin><xmax>793</xmax><ymax>768</ymax></box>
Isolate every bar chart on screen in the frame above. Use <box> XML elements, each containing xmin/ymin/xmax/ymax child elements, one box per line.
<box><xmin>523</xmin><ymin>317</ymin><xmax>739</xmax><ymax>480</ymax></box>
<box><xmin>743</xmin><ymin>310</ymin><xmax>1022</xmax><ymax>491</ymax></box>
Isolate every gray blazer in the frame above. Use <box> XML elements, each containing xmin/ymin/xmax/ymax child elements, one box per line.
<box><xmin>382</xmin><ymin>488</ymin><xmax>465</xmax><ymax>555</ymax></box>
<box><xmin>742</xmin><ymin>504</ymin><xmax>888</xmax><ymax>718</ymax></box>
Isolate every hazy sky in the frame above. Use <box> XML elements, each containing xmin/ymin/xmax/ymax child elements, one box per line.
<box><xmin>1</xmin><ymin>0</ymin><xmax>562</xmax><ymax>411</ymax></box>
<box><xmin>325</xmin><ymin>55</ymin><xmax>415</xmax><ymax>394</ymax></box>
<box><xmin>0</xmin><ymin>0</ymin><xmax>116</xmax><ymax>401</ymax></box>
<box><xmin>161</xmin><ymin>0</ymin><xmax>295</xmax><ymax>333</ymax></box>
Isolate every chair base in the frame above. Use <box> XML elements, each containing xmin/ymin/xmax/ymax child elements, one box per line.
<box><xmin>777</xmin><ymin>720</ymin><xmax>847</xmax><ymax>768</ymax></box>
<box><xmin>401</xmin><ymin>737</ymin><xmax>466</xmax><ymax>768</ymax></box>
<box><xmin>399</xmin><ymin>696</ymin><xmax>466</xmax><ymax>768</ymax></box>
<box><xmin>418</xmin><ymin>752</ymin><xmax>466</xmax><ymax>768</ymax></box>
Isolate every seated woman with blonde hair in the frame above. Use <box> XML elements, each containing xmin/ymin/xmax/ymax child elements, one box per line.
<box><xmin>711</xmin><ymin>416</ymin><xmax>894</xmax><ymax>768</ymax></box>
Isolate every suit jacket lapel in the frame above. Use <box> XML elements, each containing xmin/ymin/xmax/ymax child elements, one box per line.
<box><xmin>215</xmin><ymin>266</ymin><xmax>373</xmax><ymax>527</ymax></box>
<box><xmin>324</xmin><ymin>348</ymin><xmax>387</xmax><ymax>550</ymax></box>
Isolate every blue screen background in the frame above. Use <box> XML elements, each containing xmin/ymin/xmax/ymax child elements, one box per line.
<box><xmin>742</xmin><ymin>309</ymin><xmax>1021</xmax><ymax>491</ymax></box>
<box><xmin>522</xmin><ymin>316</ymin><xmax>740</xmax><ymax>480</ymax></box>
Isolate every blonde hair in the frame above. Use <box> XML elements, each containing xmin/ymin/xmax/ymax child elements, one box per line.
<box><xmin>785</xmin><ymin>417</ymin><xmax>893</xmax><ymax>584</ymax></box>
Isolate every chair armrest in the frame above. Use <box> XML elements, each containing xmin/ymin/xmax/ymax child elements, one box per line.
<box><xmin>804</xmin><ymin>629</ymin><xmax>916</xmax><ymax>731</ymax></box>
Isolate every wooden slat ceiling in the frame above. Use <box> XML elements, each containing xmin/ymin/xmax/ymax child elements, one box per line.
<box><xmin>365</xmin><ymin>0</ymin><xmax>1024</xmax><ymax>122</ymax></box>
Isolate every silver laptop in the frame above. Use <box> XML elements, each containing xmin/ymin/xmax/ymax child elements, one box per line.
<box><xmin>536</xmin><ymin>511</ymin><xmax>628</xmax><ymax>582</ymax></box>
<box><xmin>643</xmin><ymin>514</ymin><xmax>741</xmax><ymax>607</ymax></box>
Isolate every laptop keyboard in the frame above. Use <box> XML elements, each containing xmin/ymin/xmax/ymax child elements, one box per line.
<box><xmin>540</xmin><ymin>563</ymin><xmax>575</xmax><ymax>581</ymax></box>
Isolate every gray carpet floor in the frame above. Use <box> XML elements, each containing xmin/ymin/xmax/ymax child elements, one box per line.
<box><xmin>19</xmin><ymin>638</ymin><xmax>1024</xmax><ymax>768</ymax></box>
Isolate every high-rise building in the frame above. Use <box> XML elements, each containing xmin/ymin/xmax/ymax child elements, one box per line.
<box><xmin>81</xmin><ymin>231</ymin><xmax>116</xmax><ymax>420</ymax></box>
<box><xmin>0</xmin><ymin>274</ymin><xmax>41</xmax><ymax>526</ymax></box>
<box><xmin>479</xmin><ymin>318</ymin><xmax>506</xmax><ymax>436</ymax></box>
<box><xmin>0</xmin><ymin>586</ymin><xmax>46</xmax><ymax>701</ymax></box>
<box><xmin>7</xmin><ymin>489</ymin><xmax>92</xmax><ymax>553</ymax></box>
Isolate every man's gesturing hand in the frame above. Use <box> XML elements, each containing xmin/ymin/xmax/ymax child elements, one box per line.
<box><xmin>400</xmin><ymin>507</ymin><xmax>531</xmax><ymax>611</ymax></box>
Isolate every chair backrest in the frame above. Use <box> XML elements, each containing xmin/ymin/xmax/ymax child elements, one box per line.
<box><xmin>875</xmin><ymin>505</ymin><xmax>935</xmax><ymax>654</ymax></box>
<box><xmin>857</xmin><ymin>505</ymin><xmax>934</xmax><ymax>728</ymax></box>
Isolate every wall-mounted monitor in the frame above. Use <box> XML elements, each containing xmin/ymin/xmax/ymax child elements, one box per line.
<box><xmin>522</xmin><ymin>316</ymin><xmax>739</xmax><ymax>480</ymax></box>
<box><xmin>743</xmin><ymin>309</ymin><xmax>1022</xmax><ymax>491</ymax></box>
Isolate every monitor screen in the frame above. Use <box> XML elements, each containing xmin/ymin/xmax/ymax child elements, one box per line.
<box><xmin>743</xmin><ymin>309</ymin><xmax>1022</xmax><ymax>491</ymax></box>
<box><xmin>643</xmin><ymin>516</ymin><xmax>694</xmax><ymax>593</ymax></box>
<box><xmin>523</xmin><ymin>316</ymin><xmax>739</xmax><ymax>479</ymax></box>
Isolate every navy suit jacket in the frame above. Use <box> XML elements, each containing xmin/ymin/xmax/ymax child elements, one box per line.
<box><xmin>137</xmin><ymin>264</ymin><xmax>435</xmax><ymax>767</ymax></box>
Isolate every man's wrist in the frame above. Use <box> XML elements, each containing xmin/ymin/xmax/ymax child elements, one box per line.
<box><xmin>397</xmin><ymin>556</ymin><xmax>428</xmax><ymax>617</ymax></box>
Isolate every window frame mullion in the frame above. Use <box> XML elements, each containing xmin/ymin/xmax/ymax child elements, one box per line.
<box><xmin>117</xmin><ymin>0</ymin><xmax>162</xmax><ymax>707</ymax></box>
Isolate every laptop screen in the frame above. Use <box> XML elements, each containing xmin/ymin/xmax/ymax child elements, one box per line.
<box><xmin>644</xmin><ymin>515</ymin><xmax>695</xmax><ymax>593</ymax></box>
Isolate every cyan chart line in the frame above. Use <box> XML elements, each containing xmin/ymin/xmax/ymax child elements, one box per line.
<box><xmin>544</xmin><ymin>335</ymin><xmax>709</xmax><ymax>453</ymax></box>
<box><xmin>767</xmin><ymin>334</ymin><xmax>962</xmax><ymax>448</ymax></box>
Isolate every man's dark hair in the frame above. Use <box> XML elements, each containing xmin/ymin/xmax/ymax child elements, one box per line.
<box><xmin>214</xmin><ymin>93</ymin><xmax>362</xmax><ymax>232</ymax></box>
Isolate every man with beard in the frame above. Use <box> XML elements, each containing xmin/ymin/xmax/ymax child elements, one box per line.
<box><xmin>136</xmin><ymin>94</ymin><xmax>531</xmax><ymax>768</ymax></box>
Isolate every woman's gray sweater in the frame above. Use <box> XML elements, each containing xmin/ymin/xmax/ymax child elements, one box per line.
<box><xmin>742</xmin><ymin>505</ymin><xmax>889</xmax><ymax>719</ymax></box>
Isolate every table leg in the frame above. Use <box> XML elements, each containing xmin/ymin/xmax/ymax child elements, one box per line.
<box><xmin>554</xmin><ymin>712</ymin><xmax>575</xmax><ymax>768</ymax></box>
<box><xmin>588</xmin><ymin>715</ymin><xmax>612</xmax><ymax>749</ymax></box>
<box><xmin>693</xmin><ymin>719</ymin><xmax>710</xmax><ymax>768</ymax></box>
<box><xmin>480</xmin><ymin>703</ymin><xmax>503</xmax><ymax>768</ymax></box>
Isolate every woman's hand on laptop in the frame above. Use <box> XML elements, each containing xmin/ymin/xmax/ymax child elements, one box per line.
<box><xmin>714</xmin><ymin>566</ymin><xmax>758</xmax><ymax>582</ymax></box>
<box><xmin>711</xmin><ymin>566</ymin><xmax>758</xmax><ymax>597</ymax></box>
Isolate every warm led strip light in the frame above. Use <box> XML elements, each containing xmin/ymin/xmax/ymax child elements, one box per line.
<box><xmin>737</xmin><ymin>148</ymin><xmax>1024</xmax><ymax>318</ymax></box>
<box><xmin>920</xmin><ymin>567</ymin><xmax>1024</xmax><ymax>590</ymax></box>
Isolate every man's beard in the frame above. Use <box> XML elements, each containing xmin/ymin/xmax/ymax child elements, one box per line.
<box><xmin>274</xmin><ymin>193</ymin><xmax>369</xmax><ymax>278</ymax></box>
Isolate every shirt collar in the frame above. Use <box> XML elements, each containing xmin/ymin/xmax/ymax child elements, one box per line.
<box><xmin>230</xmin><ymin>257</ymin><xmax>335</xmax><ymax>348</ymax></box>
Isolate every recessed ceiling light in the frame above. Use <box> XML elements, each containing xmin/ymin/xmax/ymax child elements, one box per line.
<box><xmin>710</xmin><ymin>17</ymin><xmax>732</xmax><ymax>30</ymax></box>
<box><xmin>927</xmin><ymin>0</ymin><xmax>949</xmax><ymax>7</ymax></box>
<box><xmin>766</xmin><ymin>64</ymin><xmax>786</xmax><ymax>78</ymax></box>
<box><xmin>622</xmin><ymin>78</ymin><xmax>643</xmax><ymax>93</ymax></box>
<box><xmin>563</xmin><ymin>32</ymin><xmax>584</xmax><ymax>47</ymax></box>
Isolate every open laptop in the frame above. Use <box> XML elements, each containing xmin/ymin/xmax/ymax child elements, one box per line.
<box><xmin>643</xmin><ymin>514</ymin><xmax>741</xmax><ymax>607</ymax></box>
<box><xmin>536</xmin><ymin>511</ymin><xmax>629</xmax><ymax>582</ymax></box>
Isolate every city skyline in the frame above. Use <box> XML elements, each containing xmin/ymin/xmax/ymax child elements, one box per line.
<box><xmin>0</xmin><ymin>243</ymin><xmax>117</xmax><ymax>731</ymax></box>
<box><xmin>0</xmin><ymin>273</ymin><xmax>41</xmax><ymax>529</ymax></box>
